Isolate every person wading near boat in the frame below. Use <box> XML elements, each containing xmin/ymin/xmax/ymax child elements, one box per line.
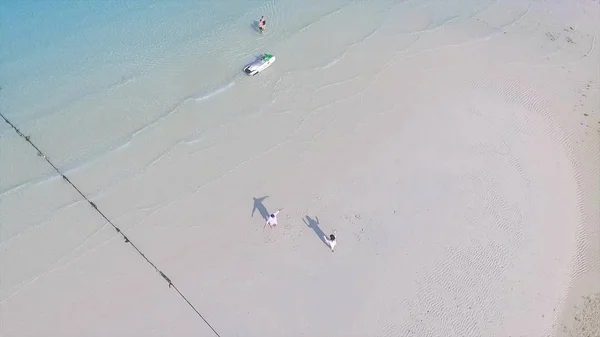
<box><xmin>258</xmin><ymin>16</ymin><xmax>266</xmax><ymax>33</ymax></box>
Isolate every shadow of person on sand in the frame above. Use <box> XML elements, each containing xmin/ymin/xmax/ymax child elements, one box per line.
<box><xmin>251</xmin><ymin>20</ymin><xmax>261</xmax><ymax>33</ymax></box>
<box><xmin>303</xmin><ymin>215</ymin><xmax>328</xmax><ymax>247</ymax></box>
<box><xmin>252</xmin><ymin>196</ymin><xmax>270</xmax><ymax>220</ymax></box>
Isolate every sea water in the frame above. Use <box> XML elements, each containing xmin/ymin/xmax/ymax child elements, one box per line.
<box><xmin>0</xmin><ymin>0</ymin><xmax>496</xmax><ymax>228</ymax></box>
<box><xmin>0</xmin><ymin>0</ymin><xmax>370</xmax><ymax>191</ymax></box>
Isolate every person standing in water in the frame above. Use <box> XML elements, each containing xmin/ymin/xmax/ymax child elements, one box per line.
<box><xmin>258</xmin><ymin>16</ymin><xmax>266</xmax><ymax>33</ymax></box>
<box><xmin>324</xmin><ymin>230</ymin><xmax>337</xmax><ymax>252</ymax></box>
<box><xmin>266</xmin><ymin>208</ymin><xmax>281</xmax><ymax>228</ymax></box>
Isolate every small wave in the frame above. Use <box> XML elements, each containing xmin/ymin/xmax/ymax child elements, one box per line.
<box><xmin>313</xmin><ymin>27</ymin><xmax>379</xmax><ymax>71</ymax></box>
<box><xmin>0</xmin><ymin>180</ymin><xmax>34</xmax><ymax>197</ymax></box>
<box><xmin>192</xmin><ymin>81</ymin><xmax>235</xmax><ymax>102</ymax></box>
<box><xmin>0</xmin><ymin>172</ymin><xmax>61</xmax><ymax>198</ymax></box>
<box><xmin>2</xmin><ymin>79</ymin><xmax>237</xmax><ymax>198</ymax></box>
<box><xmin>313</xmin><ymin>76</ymin><xmax>361</xmax><ymax>92</ymax></box>
<box><xmin>61</xmin><ymin>140</ymin><xmax>133</xmax><ymax>177</ymax></box>
<box><xmin>320</xmin><ymin>51</ymin><xmax>347</xmax><ymax>69</ymax></box>
<box><xmin>296</xmin><ymin>2</ymin><xmax>353</xmax><ymax>34</ymax></box>
<box><xmin>361</xmin><ymin>28</ymin><xmax>379</xmax><ymax>43</ymax></box>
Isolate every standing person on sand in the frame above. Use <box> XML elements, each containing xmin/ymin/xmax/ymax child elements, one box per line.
<box><xmin>258</xmin><ymin>15</ymin><xmax>266</xmax><ymax>33</ymax></box>
<box><xmin>324</xmin><ymin>230</ymin><xmax>337</xmax><ymax>252</ymax></box>
<box><xmin>266</xmin><ymin>208</ymin><xmax>282</xmax><ymax>228</ymax></box>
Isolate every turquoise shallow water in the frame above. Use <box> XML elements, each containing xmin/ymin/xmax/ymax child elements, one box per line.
<box><xmin>0</xmin><ymin>0</ymin><xmax>491</xmax><ymax>121</ymax></box>
<box><xmin>0</xmin><ymin>0</ymin><xmax>359</xmax><ymax>191</ymax></box>
<box><xmin>1</xmin><ymin>0</ymin><xmax>376</xmax><ymax>123</ymax></box>
<box><xmin>1</xmin><ymin>0</ymin><xmax>258</xmax><ymax>121</ymax></box>
<box><xmin>0</xmin><ymin>0</ymin><xmax>494</xmax><ymax>194</ymax></box>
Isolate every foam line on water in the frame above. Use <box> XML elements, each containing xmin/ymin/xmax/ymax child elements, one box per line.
<box><xmin>296</xmin><ymin>2</ymin><xmax>354</xmax><ymax>34</ymax></box>
<box><xmin>0</xmin><ymin>171</ymin><xmax>61</xmax><ymax>198</ymax></box>
<box><xmin>193</xmin><ymin>81</ymin><xmax>235</xmax><ymax>102</ymax></box>
<box><xmin>0</xmin><ymin>79</ymin><xmax>237</xmax><ymax>196</ymax></box>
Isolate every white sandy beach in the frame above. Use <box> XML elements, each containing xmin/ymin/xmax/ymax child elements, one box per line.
<box><xmin>1</xmin><ymin>0</ymin><xmax>599</xmax><ymax>336</ymax></box>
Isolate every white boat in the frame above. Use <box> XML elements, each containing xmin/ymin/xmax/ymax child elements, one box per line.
<box><xmin>243</xmin><ymin>54</ymin><xmax>276</xmax><ymax>76</ymax></box>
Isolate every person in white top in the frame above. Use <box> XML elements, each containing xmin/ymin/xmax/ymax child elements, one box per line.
<box><xmin>324</xmin><ymin>230</ymin><xmax>337</xmax><ymax>252</ymax></box>
<box><xmin>266</xmin><ymin>209</ymin><xmax>281</xmax><ymax>228</ymax></box>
